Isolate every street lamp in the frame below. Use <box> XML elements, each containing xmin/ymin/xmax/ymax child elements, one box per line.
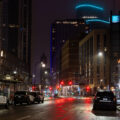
<box><xmin>0</xmin><ymin>50</ymin><xmax>4</xmax><ymax>57</ymax></box>
<box><xmin>41</xmin><ymin>62</ymin><xmax>46</xmax><ymax>68</ymax></box>
<box><xmin>98</xmin><ymin>52</ymin><xmax>103</xmax><ymax>57</ymax></box>
<box><xmin>32</xmin><ymin>74</ymin><xmax>35</xmax><ymax>78</ymax></box>
<box><xmin>44</xmin><ymin>71</ymin><xmax>48</xmax><ymax>75</ymax></box>
<box><xmin>13</xmin><ymin>70</ymin><xmax>17</xmax><ymax>75</ymax></box>
<box><xmin>40</xmin><ymin>62</ymin><xmax>46</xmax><ymax>90</ymax></box>
<box><xmin>100</xmin><ymin>79</ymin><xmax>103</xmax><ymax>89</ymax></box>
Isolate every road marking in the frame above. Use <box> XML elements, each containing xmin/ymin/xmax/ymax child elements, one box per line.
<box><xmin>16</xmin><ymin>115</ymin><xmax>31</xmax><ymax>120</ymax></box>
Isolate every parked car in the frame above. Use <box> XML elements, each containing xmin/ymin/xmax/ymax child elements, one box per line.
<box><xmin>93</xmin><ymin>90</ymin><xmax>116</xmax><ymax>111</ymax></box>
<box><xmin>14</xmin><ymin>91</ymin><xmax>34</xmax><ymax>105</ymax></box>
<box><xmin>0</xmin><ymin>92</ymin><xmax>9</xmax><ymax>109</ymax></box>
<box><xmin>30</xmin><ymin>91</ymin><xmax>44</xmax><ymax>103</ymax></box>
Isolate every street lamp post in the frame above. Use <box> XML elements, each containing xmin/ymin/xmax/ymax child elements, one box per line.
<box><xmin>13</xmin><ymin>70</ymin><xmax>17</xmax><ymax>92</ymax></box>
<box><xmin>97</xmin><ymin>51</ymin><xmax>104</xmax><ymax>89</ymax></box>
<box><xmin>100</xmin><ymin>79</ymin><xmax>103</xmax><ymax>89</ymax></box>
<box><xmin>40</xmin><ymin>61</ymin><xmax>46</xmax><ymax>91</ymax></box>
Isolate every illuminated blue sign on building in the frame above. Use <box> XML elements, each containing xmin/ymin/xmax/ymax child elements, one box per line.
<box><xmin>75</xmin><ymin>4</ymin><xmax>104</xmax><ymax>11</ymax></box>
<box><xmin>86</xmin><ymin>19</ymin><xmax>110</xmax><ymax>24</ymax></box>
<box><xmin>112</xmin><ymin>15</ymin><xmax>120</xmax><ymax>23</ymax></box>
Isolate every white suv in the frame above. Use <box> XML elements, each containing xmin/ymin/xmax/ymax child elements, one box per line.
<box><xmin>0</xmin><ymin>92</ymin><xmax>9</xmax><ymax>109</ymax></box>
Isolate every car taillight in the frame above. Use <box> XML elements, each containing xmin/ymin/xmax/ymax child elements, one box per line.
<box><xmin>94</xmin><ymin>96</ymin><xmax>100</xmax><ymax>100</ymax></box>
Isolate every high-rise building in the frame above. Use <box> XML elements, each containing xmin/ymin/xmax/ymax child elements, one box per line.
<box><xmin>0</xmin><ymin>0</ymin><xmax>32</xmax><ymax>99</ymax></box>
<box><xmin>18</xmin><ymin>0</ymin><xmax>32</xmax><ymax>74</ymax></box>
<box><xmin>110</xmin><ymin>12</ymin><xmax>120</xmax><ymax>88</ymax></box>
<box><xmin>61</xmin><ymin>36</ymin><xmax>86</xmax><ymax>85</ymax></box>
<box><xmin>50</xmin><ymin>19</ymin><xmax>89</xmax><ymax>85</ymax></box>
<box><xmin>79</xmin><ymin>29</ymin><xmax>110</xmax><ymax>94</ymax></box>
<box><xmin>1</xmin><ymin>0</ymin><xmax>19</xmax><ymax>55</ymax></box>
<box><xmin>0</xmin><ymin>0</ymin><xmax>32</xmax><ymax>75</ymax></box>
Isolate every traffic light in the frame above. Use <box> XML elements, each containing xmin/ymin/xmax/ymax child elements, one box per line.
<box><xmin>56</xmin><ymin>85</ymin><xmax>60</xmax><ymax>89</ymax></box>
<box><xmin>60</xmin><ymin>81</ymin><xmax>64</xmax><ymax>85</ymax></box>
<box><xmin>86</xmin><ymin>86</ymin><xmax>90</xmax><ymax>92</ymax></box>
<box><xmin>32</xmin><ymin>86</ymin><xmax>36</xmax><ymax>91</ymax></box>
<box><xmin>49</xmin><ymin>87</ymin><xmax>52</xmax><ymax>90</ymax></box>
<box><xmin>68</xmin><ymin>81</ymin><xmax>72</xmax><ymax>85</ymax></box>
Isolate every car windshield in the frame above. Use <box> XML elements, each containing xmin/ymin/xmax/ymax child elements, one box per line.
<box><xmin>15</xmin><ymin>91</ymin><xmax>27</xmax><ymax>95</ymax></box>
<box><xmin>96</xmin><ymin>91</ymin><xmax>114</xmax><ymax>97</ymax></box>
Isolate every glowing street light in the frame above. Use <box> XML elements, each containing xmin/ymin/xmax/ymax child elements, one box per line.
<box><xmin>32</xmin><ymin>74</ymin><xmax>35</xmax><ymax>78</ymax></box>
<box><xmin>0</xmin><ymin>50</ymin><xmax>4</xmax><ymax>57</ymax></box>
<box><xmin>44</xmin><ymin>71</ymin><xmax>48</xmax><ymax>74</ymax></box>
<box><xmin>41</xmin><ymin>63</ymin><xmax>46</xmax><ymax>68</ymax></box>
<box><xmin>13</xmin><ymin>70</ymin><xmax>17</xmax><ymax>74</ymax></box>
<box><xmin>98</xmin><ymin>52</ymin><xmax>103</xmax><ymax>57</ymax></box>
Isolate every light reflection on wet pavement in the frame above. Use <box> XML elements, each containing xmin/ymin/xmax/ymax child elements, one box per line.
<box><xmin>0</xmin><ymin>97</ymin><xmax>120</xmax><ymax>120</ymax></box>
<box><xmin>50</xmin><ymin>97</ymin><xmax>120</xmax><ymax>120</ymax></box>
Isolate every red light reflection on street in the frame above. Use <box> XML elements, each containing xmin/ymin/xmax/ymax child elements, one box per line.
<box><xmin>83</xmin><ymin>97</ymin><xmax>92</xmax><ymax>112</ymax></box>
<box><xmin>52</xmin><ymin>98</ymin><xmax>75</xmax><ymax>120</ymax></box>
<box><xmin>84</xmin><ymin>97</ymin><xmax>92</xmax><ymax>104</ymax></box>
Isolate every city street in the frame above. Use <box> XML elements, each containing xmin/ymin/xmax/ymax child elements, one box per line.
<box><xmin>0</xmin><ymin>97</ymin><xmax>120</xmax><ymax>120</ymax></box>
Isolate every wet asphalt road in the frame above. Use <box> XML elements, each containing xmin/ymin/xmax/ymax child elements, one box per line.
<box><xmin>0</xmin><ymin>97</ymin><xmax>120</xmax><ymax>120</ymax></box>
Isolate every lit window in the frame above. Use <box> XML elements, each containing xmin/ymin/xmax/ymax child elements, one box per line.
<box><xmin>82</xmin><ymin>16</ymin><xmax>98</xmax><ymax>19</ymax></box>
<box><xmin>1</xmin><ymin>50</ymin><xmax>4</xmax><ymax>57</ymax></box>
<box><xmin>56</xmin><ymin>21</ymin><xmax>61</xmax><ymax>24</ymax></box>
<box><xmin>52</xmin><ymin>30</ymin><xmax>56</xmax><ymax>33</ymax></box>
<box><xmin>63</xmin><ymin>21</ymin><xmax>69</xmax><ymax>24</ymax></box>
<box><xmin>3</xmin><ymin>24</ymin><xmax>6</xmax><ymax>27</ymax></box>
<box><xmin>85</xmin><ymin>26</ymin><xmax>89</xmax><ymax>29</ymax></box>
<box><xmin>62</xmin><ymin>40</ymin><xmax>65</xmax><ymax>43</ymax></box>
<box><xmin>74</xmin><ymin>24</ymin><xmax>78</xmax><ymax>27</ymax></box>
<box><xmin>104</xmin><ymin>47</ymin><xmax>107</xmax><ymax>52</ymax></box>
<box><xmin>9</xmin><ymin>24</ymin><xmax>16</xmax><ymax>28</ymax></box>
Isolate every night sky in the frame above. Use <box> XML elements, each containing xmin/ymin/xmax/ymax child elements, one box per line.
<box><xmin>32</xmin><ymin>0</ymin><xmax>120</xmax><ymax>69</ymax></box>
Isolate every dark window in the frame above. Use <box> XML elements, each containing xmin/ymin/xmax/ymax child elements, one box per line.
<box><xmin>97</xmin><ymin>34</ymin><xmax>100</xmax><ymax>50</ymax></box>
<box><xmin>97</xmin><ymin>65</ymin><xmax>100</xmax><ymax>74</ymax></box>
<box><xmin>104</xmin><ymin>34</ymin><xmax>107</xmax><ymax>47</ymax></box>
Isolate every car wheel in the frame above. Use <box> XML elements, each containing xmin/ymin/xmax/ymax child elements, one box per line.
<box><xmin>38</xmin><ymin>100</ymin><xmax>40</xmax><ymax>104</ymax></box>
<box><xmin>27</xmin><ymin>99</ymin><xmax>31</xmax><ymax>105</ymax></box>
<box><xmin>5</xmin><ymin>103</ymin><xmax>9</xmax><ymax>109</ymax></box>
<box><xmin>14</xmin><ymin>102</ymin><xmax>16</xmax><ymax>106</ymax></box>
<box><xmin>41</xmin><ymin>100</ymin><xmax>44</xmax><ymax>103</ymax></box>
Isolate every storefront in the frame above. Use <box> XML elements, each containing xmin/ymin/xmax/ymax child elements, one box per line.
<box><xmin>0</xmin><ymin>79</ymin><xmax>22</xmax><ymax>103</ymax></box>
